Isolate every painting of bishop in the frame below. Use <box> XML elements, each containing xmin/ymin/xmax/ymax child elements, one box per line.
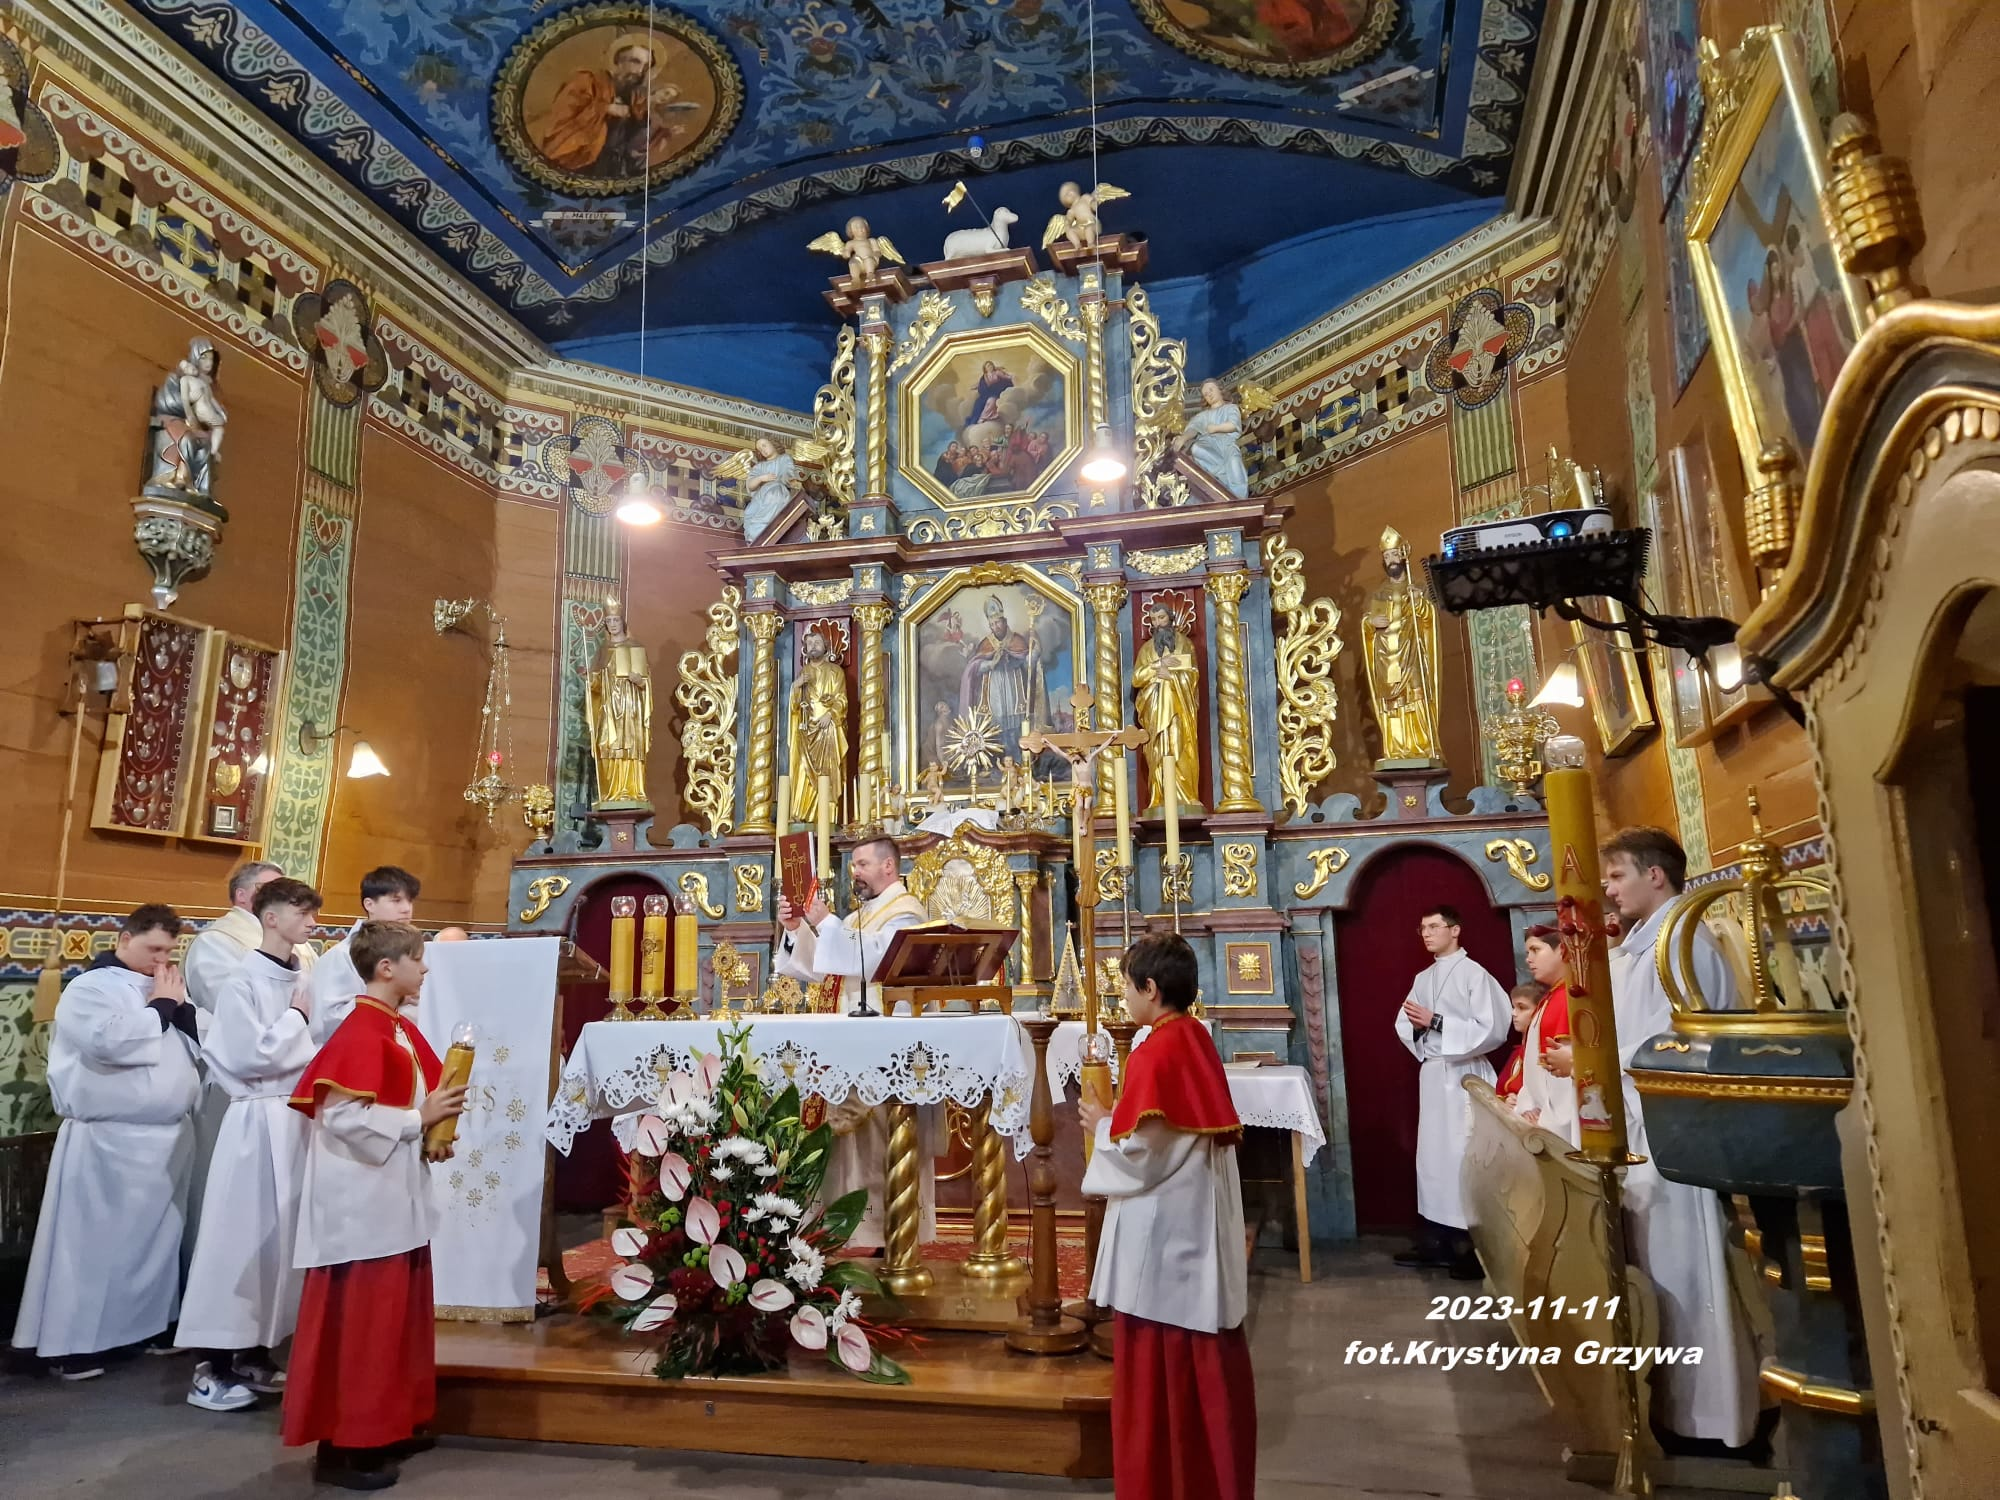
<box><xmin>913</xmin><ymin>581</ymin><xmax>1077</xmax><ymax>789</ymax></box>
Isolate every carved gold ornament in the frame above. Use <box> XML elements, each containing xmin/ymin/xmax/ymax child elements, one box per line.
<box><xmin>811</xmin><ymin>328</ymin><xmax>859</xmax><ymax>511</ymax></box>
<box><xmin>673</xmin><ymin>585</ymin><xmax>742</xmax><ymax>838</ymax></box>
<box><xmin>904</xmin><ymin>499</ymin><xmax>1078</xmax><ymax>543</ymax></box>
<box><xmin>1021</xmin><ymin>277</ymin><xmax>1084</xmax><ymax>343</ymax></box>
<box><xmin>1127</xmin><ymin>544</ymin><xmax>1207</xmax><ymax>578</ymax></box>
<box><xmin>907</xmin><ymin>832</ymin><xmax>1016</xmax><ymax>925</ymax></box>
<box><xmin>677</xmin><ymin>870</ymin><xmax>724</xmax><ymax>919</ymax></box>
<box><xmin>1095</xmin><ymin>847</ymin><xmax>1128</xmax><ymax>902</ymax></box>
<box><xmin>1219</xmin><ymin>841</ymin><xmax>1259</xmax><ymax>897</ymax></box>
<box><xmin>710</xmin><ymin>940</ymin><xmax>753</xmax><ymax>1002</ymax></box>
<box><xmin>888</xmin><ymin>291</ymin><xmax>957</xmax><ymax>377</ymax></box>
<box><xmin>790</xmin><ymin>578</ymin><xmax>853</xmax><ymax>607</ymax></box>
<box><xmin>760</xmin><ymin>975</ymin><xmax>811</xmax><ymax>1015</ymax></box>
<box><xmin>1293</xmin><ymin>845</ymin><xmax>1350</xmax><ymax>900</ymax></box>
<box><xmin>1269</xmin><ymin>533</ymin><xmax>1343</xmax><ymax>818</ymax></box>
<box><xmin>1128</xmin><ymin>285</ymin><xmax>1188</xmax><ymax>510</ymax></box>
<box><xmin>1484</xmin><ymin>837</ymin><xmax>1552</xmax><ymax>891</ymax></box>
<box><xmin>1161</xmin><ymin>853</ymin><xmax>1194</xmax><ymax>907</ymax></box>
<box><xmin>1236</xmin><ymin>949</ymin><xmax>1264</xmax><ymax>984</ymax></box>
<box><xmin>518</xmin><ymin>874</ymin><xmax>572</xmax><ymax>923</ymax></box>
<box><xmin>733</xmin><ymin>863</ymin><xmax>766</xmax><ymax>914</ymax></box>
<box><xmin>520</xmin><ymin>782</ymin><xmax>556</xmax><ymax>842</ymax></box>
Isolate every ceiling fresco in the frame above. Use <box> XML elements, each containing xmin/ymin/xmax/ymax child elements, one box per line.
<box><xmin>133</xmin><ymin>0</ymin><xmax>1548</xmax><ymax>335</ymax></box>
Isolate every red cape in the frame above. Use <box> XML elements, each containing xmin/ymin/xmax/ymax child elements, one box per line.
<box><xmin>1111</xmin><ymin>1011</ymin><xmax>1242</xmax><ymax>1146</ymax></box>
<box><xmin>1538</xmin><ymin>984</ymin><xmax>1572</xmax><ymax>1050</ymax></box>
<box><xmin>289</xmin><ymin>996</ymin><xmax>443</xmax><ymax>1117</ymax></box>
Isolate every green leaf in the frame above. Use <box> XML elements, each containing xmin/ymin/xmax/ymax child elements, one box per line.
<box><xmin>816</xmin><ymin>1188</ymin><xmax>870</xmax><ymax>1245</ymax></box>
<box><xmin>828</xmin><ymin>1345</ymin><xmax>912</xmax><ymax>1386</ymax></box>
<box><xmin>822</xmin><ymin>1259</ymin><xmax>883</xmax><ymax>1296</ymax></box>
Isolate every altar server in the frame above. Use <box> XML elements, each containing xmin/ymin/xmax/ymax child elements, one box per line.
<box><xmin>175</xmin><ymin>877</ymin><xmax>325</xmax><ymax>1408</ymax></box>
<box><xmin>1495</xmin><ymin>982</ymin><xmax>1547</xmax><ymax>1101</ymax></box>
<box><xmin>1080</xmin><ymin>934</ymin><xmax>1254</xmax><ymax>1500</ymax></box>
<box><xmin>306</xmin><ymin>866</ymin><xmax>420</xmax><ymax>1044</ymax></box>
<box><xmin>1515</xmin><ymin>924</ymin><xmax>1577</xmax><ymax>1142</ymax></box>
<box><xmin>775</xmin><ymin>835</ymin><xmax>932</xmax><ymax>1247</ymax></box>
<box><xmin>1602</xmin><ymin>828</ymin><xmax>1763</xmax><ymax>1448</ymax></box>
<box><xmin>13</xmin><ymin>905</ymin><xmax>200</xmax><ymax>1380</ymax></box>
<box><xmin>1392</xmin><ymin>904</ymin><xmax>1510</xmax><ymax>1279</ymax></box>
<box><xmin>285</xmin><ymin>921</ymin><xmax>466</xmax><ymax>1491</ymax></box>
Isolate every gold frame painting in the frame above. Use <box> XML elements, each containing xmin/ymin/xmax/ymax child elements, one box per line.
<box><xmin>1225</xmin><ymin>942</ymin><xmax>1277</xmax><ymax>996</ymax></box>
<box><xmin>1683</xmin><ymin>25</ymin><xmax>1867</xmax><ymax>480</ymax></box>
<box><xmin>898</xmin><ymin>325</ymin><xmax>1083</xmax><ymax>514</ymax></box>
<box><xmin>1571</xmin><ymin>599</ymin><xmax>1656</xmax><ymax>756</ymax></box>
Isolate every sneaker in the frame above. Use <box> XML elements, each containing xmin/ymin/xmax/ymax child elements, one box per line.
<box><xmin>186</xmin><ymin>1361</ymin><xmax>257</xmax><ymax>1412</ymax></box>
<box><xmin>50</xmin><ymin>1358</ymin><xmax>105</xmax><ymax>1381</ymax></box>
<box><xmin>229</xmin><ymin>1354</ymin><xmax>287</xmax><ymax>1394</ymax></box>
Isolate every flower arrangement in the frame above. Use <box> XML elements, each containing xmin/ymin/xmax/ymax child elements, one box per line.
<box><xmin>593</xmin><ymin>1021</ymin><xmax>909</xmax><ymax>1383</ymax></box>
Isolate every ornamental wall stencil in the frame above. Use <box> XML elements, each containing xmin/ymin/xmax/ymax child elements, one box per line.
<box><xmin>0</xmin><ymin>37</ymin><xmax>59</xmax><ymax>195</ymax></box>
<box><xmin>1423</xmin><ymin>287</ymin><xmax>1534</xmax><ymax>410</ymax></box>
<box><xmin>546</xmin><ymin>413</ymin><xmax>643</xmax><ymax>515</ymax></box>
<box><xmin>291</xmin><ymin>280</ymin><xmax>389</xmax><ymax>407</ymax></box>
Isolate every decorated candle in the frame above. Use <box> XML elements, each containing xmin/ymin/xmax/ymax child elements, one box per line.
<box><xmin>640</xmin><ymin>894</ymin><xmax>670</xmax><ymax>1000</ymax></box>
<box><xmin>608</xmin><ymin>895</ymin><xmax>637</xmax><ymax>1000</ymax></box>
<box><xmin>673</xmin><ymin>899</ymin><xmax>699</xmax><ymax>997</ymax></box>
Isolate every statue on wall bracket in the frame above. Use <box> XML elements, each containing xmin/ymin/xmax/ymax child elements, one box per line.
<box><xmin>132</xmin><ymin>337</ymin><xmax>229</xmax><ymax>607</ymax></box>
<box><xmin>1362</xmin><ymin>526</ymin><xmax>1445</xmax><ymax>768</ymax></box>
<box><xmin>586</xmin><ymin>600</ymin><xmax>653</xmax><ymax>810</ymax></box>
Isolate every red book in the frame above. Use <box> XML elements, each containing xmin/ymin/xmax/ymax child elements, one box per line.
<box><xmin>778</xmin><ymin>831</ymin><xmax>818</xmax><ymax>913</ymax></box>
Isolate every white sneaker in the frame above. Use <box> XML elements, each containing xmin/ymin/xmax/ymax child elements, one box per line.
<box><xmin>186</xmin><ymin>1361</ymin><xmax>257</xmax><ymax>1412</ymax></box>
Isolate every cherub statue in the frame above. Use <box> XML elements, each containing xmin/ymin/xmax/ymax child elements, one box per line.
<box><xmin>143</xmin><ymin>338</ymin><xmax>229</xmax><ymax>504</ymax></box>
<box><xmin>1041</xmin><ymin>180</ymin><xmax>1130</xmax><ymax>253</ymax></box>
<box><xmin>919</xmin><ymin>761</ymin><xmax>947</xmax><ymax>803</ymax></box>
<box><xmin>806</xmin><ymin>215</ymin><xmax>904</xmax><ymax>282</ymax></box>
<box><xmin>713</xmin><ymin>435</ymin><xmax>828</xmax><ymax>544</ymax></box>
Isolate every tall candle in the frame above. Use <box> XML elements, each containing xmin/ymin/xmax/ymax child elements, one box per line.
<box><xmin>772</xmin><ymin>773</ymin><xmax>789</xmax><ymax>910</ymax></box>
<box><xmin>1113</xmin><ymin>753</ymin><xmax>1133</xmax><ymax>870</ymax></box>
<box><xmin>1163</xmin><ymin>750</ymin><xmax>1180</xmax><ymax>867</ymax></box>
<box><xmin>815</xmin><ymin>774</ymin><xmax>833</xmax><ymax>878</ymax></box>
<box><xmin>776</xmin><ymin>773</ymin><xmax>791</xmax><ymax>832</ymax></box>
<box><xmin>608</xmin><ymin>895</ymin><xmax>637</xmax><ymax>1000</ymax></box>
<box><xmin>858</xmin><ymin>770</ymin><xmax>874</xmax><ymax>825</ymax></box>
<box><xmin>640</xmin><ymin>894</ymin><xmax>670</xmax><ymax>1000</ymax></box>
<box><xmin>673</xmin><ymin>906</ymin><xmax>699</xmax><ymax>997</ymax></box>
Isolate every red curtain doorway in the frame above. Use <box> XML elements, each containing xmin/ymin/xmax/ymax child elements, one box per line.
<box><xmin>1333</xmin><ymin>844</ymin><xmax>1519</xmax><ymax>1234</ymax></box>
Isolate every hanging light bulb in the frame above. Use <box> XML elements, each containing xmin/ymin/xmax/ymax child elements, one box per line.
<box><xmin>615</xmin><ymin>469</ymin><xmax>663</xmax><ymax>526</ymax></box>
<box><xmin>347</xmin><ymin>740</ymin><xmax>390</xmax><ymax>779</ymax></box>
<box><xmin>1529</xmin><ymin>661</ymin><xmax>1584</xmax><ymax>709</ymax></box>
<box><xmin>1080</xmin><ymin>423</ymin><xmax>1127</xmax><ymax>484</ymax></box>
<box><xmin>1708</xmin><ymin>642</ymin><xmax>1745</xmax><ymax>692</ymax></box>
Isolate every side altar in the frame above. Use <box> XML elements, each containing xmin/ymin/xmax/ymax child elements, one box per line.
<box><xmin>507</xmin><ymin>201</ymin><xmax>1556</xmax><ymax>1244</ymax></box>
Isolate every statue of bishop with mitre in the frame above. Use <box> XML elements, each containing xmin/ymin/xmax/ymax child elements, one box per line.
<box><xmin>586</xmin><ymin>602</ymin><xmax>653</xmax><ymax>809</ymax></box>
<box><xmin>1361</xmin><ymin>527</ymin><xmax>1443</xmax><ymax>766</ymax></box>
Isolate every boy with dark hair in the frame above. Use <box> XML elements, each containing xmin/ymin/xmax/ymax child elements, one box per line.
<box><xmin>12</xmin><ymin>905</ymin><xmax>199</xmax><ymax>1380</ymax></box>
<box><xmin>307</xmin><ymin>866</ymin><xmax>421</xmax><ymax>1044</ymax></box>
<box><xmin>1079</xmin><ymin>933</ymin><xmax>1255</xmax><ymax>1498</ymax></box>
<box><xmin>175</xmin><ymin>877</ymin><xmax>325</xmax><ymax>1410</ymax></box>
<box><xmin>285</xmin><ymin>921</ymin><xmax>465</xmax><ymax>1490</ymax></box>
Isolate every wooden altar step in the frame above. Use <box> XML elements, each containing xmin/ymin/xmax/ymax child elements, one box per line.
<box><xmin>434</xmin><ymin>1315</ymin><xmax>1112</xmax><ymax>1479</ymax></box>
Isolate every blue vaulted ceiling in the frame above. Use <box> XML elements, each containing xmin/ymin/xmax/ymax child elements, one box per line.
<box><xmin>136</xmin><ymin>0</ymin><xmax>1545</xmax><ymax>367</ymax></box>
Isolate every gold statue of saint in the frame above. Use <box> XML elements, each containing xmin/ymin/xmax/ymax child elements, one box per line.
<box><xmin>787</xmin><ymin>629</ymin><xmax>849</xmax><ymax>824</ymax></box>
<box><xmin>1132</xmin><ymin>598</ymin><xmax>1204</xmax><ymax>814</ymax></box>
<box><xmin>586</xmin><ymin>603</ymin><xmax>653</xmax><ymax>809</ymax></box>
<box><xmin>1361</xmin><ymin>527</ymin><xmax>1443</xmax><ymax>765</ymax></box>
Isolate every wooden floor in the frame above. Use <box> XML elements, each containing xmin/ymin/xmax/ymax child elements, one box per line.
<box><xmin>434</xmin><ymin>1315</ymin><xmax>1113</xmax><ymax>1479</ymax></box>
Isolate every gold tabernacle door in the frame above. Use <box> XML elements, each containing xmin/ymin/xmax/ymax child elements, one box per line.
<box><xmin>876</xmin><ymin>921</ymin><xmax>1018</xmax><ymax>1016</ymax></box>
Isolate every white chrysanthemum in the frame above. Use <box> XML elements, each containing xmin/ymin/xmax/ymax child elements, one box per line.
<box><xmin>710</xmin><ymin>1164</ymin><xmax>734</xmax><ymax>1182</ymax></box>
<box><xmin>751</xmin><ymin>1192</ymin><xmax>802</xmax><ymax>1226</ymax></box>
<box><xmin>712</xmin><ymin>1137</ymin><xmax>769</xmax><ymax>1164</ymax></box>
<box><xmin>785</xmin><ymin>1243</ymin><xmax>825</xmax><ymax>1291</ymax></box>
<box><xmin>828</xmin><ymin>1287</ymin><xmax>864</xmax><ymax>1331</ymax></box>
<box><xmin>661</xmin><ymin>1097</ymin><xmax>718</xmax><ymax>1137</ymax></box>
<box><xmin>753</xmin><ymin>1163</ymin><xmax>781</xmax><ymax>1178</ymax></box>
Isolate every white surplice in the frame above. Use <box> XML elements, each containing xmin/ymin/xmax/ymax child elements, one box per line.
<box><xmin>304</xmin><ymin>922</ymin><xmax>366</xmax><ymax>1045</ymax></box>
<box><xmin>1394</xmin><ymin>949</ymin><xmax>1511</xmax><ymax>1229</ymax></box>
<box><xmin>774</xmin><ymin>882</ymin><xmax>933</xmax><ymax>1248</ymax></box>
<box><xmin>1517</xmin><ymin>1000</ymin><xmax>1579</xmax><ymax>1146</ymax></box>
<box><xmin>175</xmin><ymin>949</ymin><xmax>315</xmax><ymax>1351</ymax></box>
<box><xmin>12</xmin><ymin>962</ymin><xmax>201</xmax><ymax>1358</ymax></box>
<box><xmin>1608</xmin><ymin>900</ymin><xmax>1762</xmax><ymax>1445</ymax></box>
<box><xmin>296</xmin><ymin>1015</ymin><xmax>435</xmax><ymax>1269</ymax></box>
<box><xmin>1084</xmin><ymin>1117</ymin><xmax>1247</xmax><ymax>1333</ymax></box>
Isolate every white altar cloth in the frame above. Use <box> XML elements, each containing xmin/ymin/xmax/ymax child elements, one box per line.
<box><xmin>547</xmin><ymin>1014</ymin><xmax>1036</xmax><ymax>1158</ymax></box>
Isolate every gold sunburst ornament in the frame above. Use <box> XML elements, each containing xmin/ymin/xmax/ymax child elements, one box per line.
<box><xmin>942</xmin><ymin>708</ymin><xmax>1005</xmax><ymax>785</ymax></box>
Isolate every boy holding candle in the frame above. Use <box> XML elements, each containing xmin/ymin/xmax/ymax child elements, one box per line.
<box><xmin>1079</xmin><ymin>933</ymin><xmax>1254</xmax><ymax>1498</ymax></box>
<box><xmin>284</xmin><ymin>921</ymin><xmax>466</xmax><ymax>1491</ymax></box>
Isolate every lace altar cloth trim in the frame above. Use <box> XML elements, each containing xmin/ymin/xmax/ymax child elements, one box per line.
<box><xmin>547</xmin><ymin>1015</ymin><xmax>1035</xmax><ymax>1159</ymax></box>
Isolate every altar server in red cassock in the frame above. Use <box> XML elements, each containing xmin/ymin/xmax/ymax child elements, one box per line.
<box><xmin>284</xmin><ymin>922</ymin><xmax>465</xmax><ymax>1491</ymax></box>
<box><xmin>1080</xmin><ymin>933</ymin><xmax>1255</xmax><ymax>1500</ymax></box>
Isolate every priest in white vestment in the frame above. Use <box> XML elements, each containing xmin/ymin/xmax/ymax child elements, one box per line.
<box><xmin>1392</xmin><ymin>904</ymin><xmax>1511</xmax><ymax>1278</ymax></box>
<box><xmin>12</xmin><ymin>906</ymin><xmax>201</xmax><ymax>1378</ymax></box>
<box><xmin>1602</xmin><ymin>828</ymin><xmax>1764</xmax><ymax>1448</ymax></box>
<box><xmin>305</xmin><ymin>865</ymin><xmax>420</xmax><ymax>1044</ymax></box>
<box><xmin>175</xmin><ymin>877</ymin><xmax>325</xmax><ymax>1399</ymax></box>
<box><xmin>774</xmin><ymin>835</ymin><xmax>933</xmax><ymax>1249</ymax></box>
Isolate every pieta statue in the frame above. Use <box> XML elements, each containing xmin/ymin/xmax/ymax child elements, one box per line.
<box><xmin>1361</xmin><ymin>527</ymin><xmax>1443</xmax><ymax>766</ymax></box>
<box><xmin>787</xmin><ymin>628</ymin><xmax>848</xmax><ymax>824</ymax></box>
<box><xmin>586</xmin><ymin>602</ymin><xmax>653</xmax><ymax>809</ymax></box>
<box><xmin>143</xmin><ymin>337</ymin><xmax>228</xmax><ymax>506</ymax></box>
<box><xmin>1131</xmin><ymin>599</ymin><xmax>1204</xmax><ymax>813</ymax></box>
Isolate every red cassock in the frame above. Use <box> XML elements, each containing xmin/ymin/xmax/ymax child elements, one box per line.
<box><xmin>1106</xmin><ymin>1014</ymin><xmax>1256</xmax><ymax>1500</ymax></box>
<box><xmin>282</xmin><ymin>999</ymin><xmax>443</xmax><ymax>1451</ymax></box>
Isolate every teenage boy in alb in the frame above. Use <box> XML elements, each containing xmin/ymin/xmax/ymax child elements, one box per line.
<box><xmin>305</xmin><ymin>866</ymin><xmax>420</xmax><ymax>1044</ymax></box>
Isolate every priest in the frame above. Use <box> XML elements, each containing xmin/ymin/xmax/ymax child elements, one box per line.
<box><xmin>12</xmin><ymin>905</ymin><xmax>202</xmax><ymax>1380</ymax></box>
<box><xmin>774</xmin><ymin>835</ymin><xmax>931</xmax><ymax>1248</ymax></box>
<box><xmin>306</xmin><ymin>866</ymin><xmax>420</xmax><ymax>1044</ymax></box>
<box><xmin>1602</xmin><ymin>827</ymin><xmax>1763</xmax><ymax>1448</ymax></box>
<box><xmin>1392</xmin><ymin>904</ymin><xmax>1510</xmax><ymax>1279</ymax></box>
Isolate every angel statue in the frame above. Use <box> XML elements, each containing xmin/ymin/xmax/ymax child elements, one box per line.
<box><xmin>714</xmin><ymin>435</ymin><xmax>828</xmax><ymax>544</ymax></box>
<box><xmin>807</xmin><ymin>215</ymin><xmax>905</xmax><ymax>282</ymax></box>
<box><xmin>1041</xmin><ymin>180</ymin><xmax>1130</xmax><ymax>254</ymax></box>
<box><xmin>142</xmin><ymin>337</ymin><xmax>228</xmax><ymax>506</ymax></box>
<box><xmin>1173</xmin><ymin>378</ymin><xmax>1249</xmax><ymax>499</ymax></box>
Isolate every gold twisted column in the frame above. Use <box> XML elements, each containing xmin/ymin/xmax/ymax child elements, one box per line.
<box><xmin>1083</xmin><ymin>580</ymin><xmax>1125</xmax><ymax>724</ymax></box>
<box><xmin>1014</xmin><ymin>869</ymin><xmax>1039</xmax><ymax>986</ymax></box>
<box><xmin>880</xmin><ymin>1100</ymin><xmax>933</xmax><ymax>1297</ymax></box>
<box><xmin>854</xmin><ymin>601</ymin><xmax>891</xmax><ymax>789</ymax></box>
<box><xmin>740</xmin><ymin>610</ymin><xmax>784</xmax><ymax>836</ymax></box>
<box><xmin>1081</xmin><ymin>293</ymin><xmax>1108</xmax><ymax>433</ymax></box>
<box><xmin>863</xmin><ymin>324</ymin><xmax>890</xmax><ymax>502</ymax></box>
<box><xmin>1207</xmin><ymin>569</ymin><xmax>1264</xmax><ymax>814</ymax></box>
<box><xmin>964</xmin><ymin>1093</ymin><xmax>1027</xmax><ymax>1281</ymax></box>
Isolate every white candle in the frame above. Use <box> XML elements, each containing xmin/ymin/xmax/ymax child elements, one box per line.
<box><xmin>1163</xmin><ymin>750</ymin><xmax>1180</xmax><ymax>867</ymax></box>
<box><xmin>858</xmin><ymin>770</ymin><xmax>874</xmax><ymax>824</ymax></box>
<box><xmin>815</xmin><ymin>774</ymin><xmax>833</xmax><ymax>878</ymax></box>
<box><xmin>1113</xmin><ymin>753</ymin><xmax>1133</xmax><ymax>870</ymax></box>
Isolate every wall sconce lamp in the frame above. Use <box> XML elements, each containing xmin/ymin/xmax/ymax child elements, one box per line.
<box><xmin>1529</xmin><ymin>651</ymin><xmax>1586</xmax><ymax>709</ymax></box>
<box><xmin>299</xmin><ymin>721</ymin><xmax>389</xmax><ymax>779</ymax></box>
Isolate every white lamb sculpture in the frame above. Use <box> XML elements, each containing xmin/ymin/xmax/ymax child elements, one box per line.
<box><xmin>941</xmin><ymin>207</ymin><xmax>1018</xmax><ymax>261</ymax></box>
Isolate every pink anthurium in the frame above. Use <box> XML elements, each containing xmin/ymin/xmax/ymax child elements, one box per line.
<box><xmin>685</xmin><ymin>1196</ymin><xmax>721</xmax><ymax>1245</ymax></box>
<box><xmin>789</xmin><ymin>1305</ymin><xmax>828</xmax><ymax>1350</ymax></box>
<box><xmin>630</xmin><ymin>1294</ymin><xmax>677</xmax><ymax>1333</ymax></box>
<box><xmin>609</xmin><ymin>1262</ymin><xmax>655</xmax><ymax>1301</ymax></box>
<box><xmin>693</xmin><ymin>1050</ymin><xmax>723</xmax><ymax>1097</ymax></box>
<box><xmin>748</xmin><ymin>1279</ymin><xmax>795</xmax><ymax>1312</ymax></box>
<box><xmin>660</xmin><ymin>1070</ymin><xmax>695</xmax><ymax>1107</ymax></box>
<box><xmin>609</xmin><ymin>1226</ymin><xmax>648</xmax><ymax>1258</ymax></box>
<box><xmin>835</xmin><ymin>1322</ymin><xmax>872</xmax><ymax>1373</ymax></box>
<box><xmin>657</xmin><ymin>1151</ymin><xmax>692</xmax><ymax>1201</ymax></box>
<box><xmin>631</xmin><ymin>1114</ymin><xmax>670</xmax><ymax>1156</ymax></box>
<box><xmin>709</xmin><ymin>1242</ymin><xmax>747</xmax><ymax>1290</ymax></box>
